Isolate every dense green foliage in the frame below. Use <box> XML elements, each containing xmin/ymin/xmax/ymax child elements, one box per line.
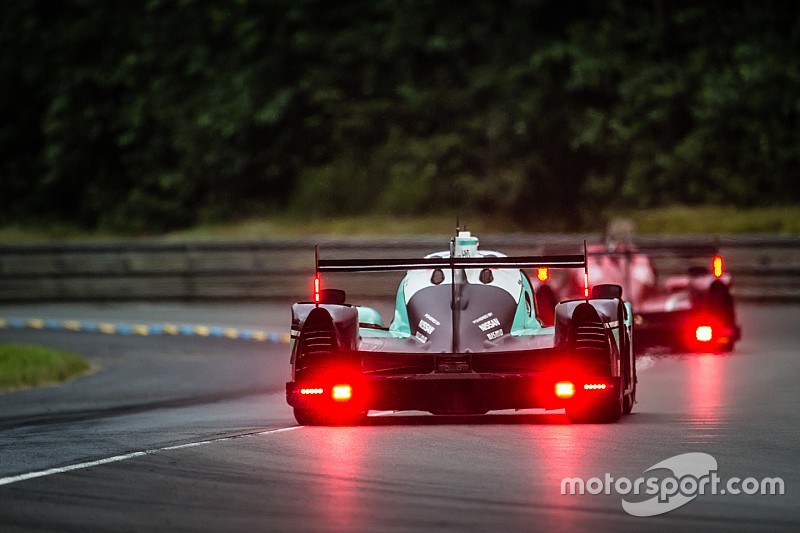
<box><xmin>0</xmin><ymin>343</ymin><xmax>91</xmax><ymax>391</ymax></box>
<box><xmin>1</xmin><ymin>1</ymin><xmax>798</xmax><ymax>232</ymax></box>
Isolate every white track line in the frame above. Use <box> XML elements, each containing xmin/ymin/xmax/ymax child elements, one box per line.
<box><xmin>0</xmin><ymin>426</ymin><xmax>301</xmax><ymax>487</ymax></box>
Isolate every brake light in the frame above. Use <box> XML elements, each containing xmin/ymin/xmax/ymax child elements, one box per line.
<box><xmin>713</xmin><ymin>255</ymin><xmax>723</xmax><ymax>278</ymax></box>
<box><xmin>536</xmin><ymin>267</ymin><xmax>550</xmax><ymax>282</ymax></box>
<box><xmin>300</xmin><ymin>388</ymin><xmax>324</xmax><ymax>395</ymax></box>
<box><xmin>695</xmin><ymin>326</ymin><xmax>713</xmax><ymax>342</ymax></box>
<box><xmin>555</xmin><ymin>381</ymin><xmax>576</xmax><ymax>399</ymax></box>
<box><xmin>331</xmin><ymin>384</ymin><xmax>353</xmax><ymax>402</ymax></box>
<box><xmin>583</xmin><ymin>383</ymin><xmax>607</xmax><ymax>390</ymax></box>
<box><xmin>313</xmin><ymin>275</ymin><xmax>321</xmax><ymax>303</ymax></box>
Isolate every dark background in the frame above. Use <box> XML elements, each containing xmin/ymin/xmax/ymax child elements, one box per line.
<box><xmin>1</xmin><ymin>0</ymin><xmax>798</xmax><ymax>232</ymax></box>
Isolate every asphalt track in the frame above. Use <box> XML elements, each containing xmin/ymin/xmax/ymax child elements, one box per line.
<box><xmin>0</xmin><ymin>303</ymin><xmax>799</xmax><ymax>532</ymax></box>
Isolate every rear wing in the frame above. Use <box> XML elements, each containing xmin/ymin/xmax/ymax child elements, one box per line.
<box><xmin>586</xmin><ymin>241</ymin><xmax>724</xmax><ymax>278</ymax></box>
<box><xmin>311</xmin><ymin>240</ymin><xmax>590</xmax><ymax>353</ymax></box>
<box><xmin>313</xmin><ymin>241</ymin><xmax>592</xmax><ymax>299</ymax></box>
<box><xmin>589</xmin><ymin>243</ymin><xmax>719</xmax><ymax>259</ymax></box>
<box><xmin>316</xmin><ymin>253</ymin><xmax>586</xmax><ymax>273</ymax></box>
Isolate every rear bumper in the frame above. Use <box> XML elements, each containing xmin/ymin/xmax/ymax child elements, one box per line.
<box><xmin>287</xmin><ymin>373</ymin><xmax>621</xmax><ymax>414</ymax></box>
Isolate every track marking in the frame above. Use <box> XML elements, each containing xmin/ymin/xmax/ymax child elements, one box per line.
<box><xmin>0</xmin><ymin>426</ymin><xmax>301</xmax><ymax>488</ymax></box>
<box><xmin>0</xmin><ymin>316</ymin><xmax>288</xmax><ymax>344</ymax></box>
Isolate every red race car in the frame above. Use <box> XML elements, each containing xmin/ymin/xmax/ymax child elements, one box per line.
<box><xmin>533</xmin><ymin>240</ymin><xmax>740</xmax><ymax>354</ymax></box>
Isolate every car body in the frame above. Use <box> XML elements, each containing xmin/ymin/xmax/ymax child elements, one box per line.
<box><xmin>533</xmin><ymin>241</ymin><xmax>740</xmax><ymax>353</ymax></box>
<box><xmin>285</xmin><ymin>231</ymin><xmax>637</xmax><ymax>425</ymax></box>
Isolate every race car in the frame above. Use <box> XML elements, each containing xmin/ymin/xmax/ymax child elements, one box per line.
<box><xmin>285</xmin><ymin>231</ymin><xmax>637</xmax><ymax>425</ymax></box>
<box><xmin>533</xmin><ymin>240</ymin><xmax>740</xmax><ymax>353</ymax></box>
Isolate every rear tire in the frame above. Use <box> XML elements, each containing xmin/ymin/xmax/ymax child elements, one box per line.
<box><xmin>293</xmin><ymin>407</ymin><xmax>323</xmax><ymax>426</ymax></box>
<box><xmin>623</xmin><ymin>390</ymin><xmax>635</xmax><ymax>415</ymax></box>
<box><xmin>293</xmin><ymin>407</ymin><xmax>367</xmax><ymax>426</ymax></box>
<box><xmin>566</xmin><ymin>386</ymin><xmax>623</xmax><ymax>424</ymax></box>
<box><xmin>623</xmin><ymin>356</ymin><xmax>637</xmax><ymax>415</ymax></box>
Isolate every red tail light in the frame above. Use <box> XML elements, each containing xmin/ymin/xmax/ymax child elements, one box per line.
<box><xmin>695</xmin><ymin>325</ymin><xmax>713</xmax><ymax>342</ymax></box>
<box><xmin>555</xmin><ymin>381</ymin><xmax>576</xmax><ymax>399</ymax></box>
<box><xmin>713</xmin><ymin>255</ymin><xmax>723</xmax><ymax>278</ymax></box>
<box><xmin>583</xmin><ymin>272</ymin><xmax>589</xmax><ymax>298</ymax></box>
<box><xmin>300</xmin><ymin>388</ymin><xmax>324</xmax><ymax>395</ymax></box>
<box><xmin>331</xmin><ymin>384</ymin><xmax>353</xmax><ymax>402</ymax></box>
<box><xmin>313</xmin><ymin>275</ymin><xmax>321</xmax><ymax>303</ymax></box>
<box><xmin>536</xmin><ymin>267</ymin><xmax>550</xmax><ymax>282</ymax></box>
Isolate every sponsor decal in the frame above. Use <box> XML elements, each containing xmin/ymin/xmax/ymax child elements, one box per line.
<box><xmin>478</xmin><ymin>318</ymin><xmax>501</xmax><ymax>332</ymax></box>
<box><xmin>418</xmin><ymin>319</ymin><xmax>436</xmax><ymax>335</ymax></box>
<box><xmin>486</xmin><ymin>329</ymin><xmax>503</xmax><ymax>340</ymax></box>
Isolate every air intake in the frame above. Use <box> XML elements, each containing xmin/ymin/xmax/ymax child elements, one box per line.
<box><xmin>301</xmin><ymin>308</ymin><xmax>336</xmax><ymax>357</ymax></box>
<box><xmin>574</xmin><ymin>321</ymin><xmax>607</xmax><ymax>351</ymax></box>
<box><xmin>301</xmin><ymin>329</ymin><xmax>335</xmax><ymax>356</ymax></box>
<box><xmin>571</xmin><ymin>303</ymin><xmax>608</xmax><ymax>352</ymax></box>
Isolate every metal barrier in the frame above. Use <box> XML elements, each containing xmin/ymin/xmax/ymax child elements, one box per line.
<box><xmin>2</xmin><ymin>235</ymin><xmax>799</xmax><ymax>301</ymax></box>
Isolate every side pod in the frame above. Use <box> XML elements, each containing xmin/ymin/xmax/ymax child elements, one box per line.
<box><xmin>551</xmin><ymin>297</ymin><xmax>635</xmax><ymax>423</ymax></box>
<box><xmin>553</xmin><ymin>299</ymin><xmax>623</xmax><ymax>353</ymax></box>
<box><xmin>291</xmin><ymin>303</ymin><xmax>359</xmax><ymax>351</ymax></box>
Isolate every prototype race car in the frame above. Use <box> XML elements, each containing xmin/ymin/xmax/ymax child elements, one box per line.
<box><xmin>534</xmin><ymin>240</ymin><xmax>740</xmax><ymax>353</ymax></box>
<box><xmin>286</xmin><ymin>231</ymin><xmax>637</xmax><ymax>425</ymax></box>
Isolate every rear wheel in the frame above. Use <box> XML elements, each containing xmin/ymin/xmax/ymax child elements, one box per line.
<box><xmin>622</xmin><ymin>388</ymin><xmax>635</xmax><ymax>415</ymax></box>
<box><xmin>293</xmin><ymin>407</ymin><xmax>323</xmax><ymax>426</ymax></box>
<box><xmin>293</xmin><ymin>407</ymin><xmax>367</xmax><ymax>426</ymax></box>
<box><xmin>566</xmin><ymin>386</ymin><xmax>623</xmax><ymax>424</ymax></box>
<box><xmin>708</xmin><ymin>282</ymin><xmax>738</xmax><ymax>353</ymax></box>
<box><xmin>623</xmin><ymin>335</ymin><xmax>637</xmax><ymax>415</ymax></box>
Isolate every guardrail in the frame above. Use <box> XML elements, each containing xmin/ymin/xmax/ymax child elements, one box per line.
<box><xmin>2</xmin><ymin>234</ymin><xmax>800</xmax><ymax>302</ymax></box>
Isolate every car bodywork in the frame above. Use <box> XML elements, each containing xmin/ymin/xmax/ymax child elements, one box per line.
<box><xmin>533</xmin><ymin>241</ymin><xmax>740</xmax><ymax>353</ymax></box>
<box><xmin>285</xmin><ymin>232</ymin><xmax>637</xmax><ymax>425</ymax></box>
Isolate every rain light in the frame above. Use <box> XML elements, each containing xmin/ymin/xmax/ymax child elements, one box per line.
<box><xmin>555</xmin><ymin>381</ymin><xmax>576</xmax><ymax>399</ymax></box>
<box><xmin>332</xmin><ymin>384</ymin><xmax>353</xmax><ymax>402</ymax></box>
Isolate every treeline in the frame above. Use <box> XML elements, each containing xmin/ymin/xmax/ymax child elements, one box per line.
<box><xmin>1</xmin><ymin>1</ymin><xmax>799</xmax><ymax>231</ymax></box>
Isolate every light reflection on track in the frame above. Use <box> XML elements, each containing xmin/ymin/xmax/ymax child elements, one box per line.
<box><xmin>318</xmin><ymin>428</ymin><xmax>366</xmax><ymax>529</ymax></box>
<box><xmin>685</xmin><ymin>354</ymin><xmax>728</xmax><ymax>445</ymax></box>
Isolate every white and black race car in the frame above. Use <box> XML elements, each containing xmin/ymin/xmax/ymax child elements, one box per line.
<box><xmin>286</xmin><ymin>231</ymin><xmax>636</xmax><ymax>424</ymax></box>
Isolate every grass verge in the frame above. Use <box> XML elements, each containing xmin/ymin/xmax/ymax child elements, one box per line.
<box><xmin>0</xmin><ymin>343</ymin><xmax>92</xmax><ymax>392</ymax></box>
<box><xmin>167</xmin><ymin>214</ymin><xmax>526</xmax><ymax>239</ymax></box>
<box><xmin>618</xmin><ymin>205</ymin><xmax>800</xmax><ymax>235</ymax></box>
<box><xmin>161</xmin><ymin>206</ymin><xmax>800</xmax><ymax>237</ymax></box>
<box><xmin>1</xmin><ymin>205</ymin><xmax>799</xmax><ymax>241</ymax></box>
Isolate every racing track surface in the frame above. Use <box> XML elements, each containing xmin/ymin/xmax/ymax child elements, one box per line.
<box><xmin>0</xmin><ymin>303</ymin><xmax>799</xmax><ymax>532</ymax></box>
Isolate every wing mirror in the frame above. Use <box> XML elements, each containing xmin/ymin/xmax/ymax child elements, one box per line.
<box><xmin>318</xmin><ymin>288</ymin><xmax>346</xmax><ymax>305</ymax></box>
<box><xmin>591</xmin><ymin>284</ymin><xmax>623</xmax><ymax>299</ymax></box>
